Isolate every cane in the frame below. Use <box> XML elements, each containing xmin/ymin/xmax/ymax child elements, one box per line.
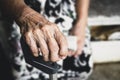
<box><xmin>20</xmin><ymin>36</ymin><xmax>77</xmax><ymax>80</ymax></box>
<box><xmin>49</xmin><ymin>36</ymin><xmax>77</xmax><ymax>80</ymax></box>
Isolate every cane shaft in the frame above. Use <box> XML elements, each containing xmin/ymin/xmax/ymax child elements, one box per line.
<box><xmin>49</xmin><ymin>73</ymin><xmax>57</xmax><ymax>80</ymax></box>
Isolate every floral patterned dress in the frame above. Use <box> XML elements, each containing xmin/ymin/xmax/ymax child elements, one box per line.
<box><xmin>1</xmin><ymin>0</ymin><xmax>93</xmax><ymax>80</ymax></box>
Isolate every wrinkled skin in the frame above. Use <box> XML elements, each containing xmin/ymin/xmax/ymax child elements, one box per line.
<box><xmin>0</xmin><ymin>0</ymin><xmax>89</xmax><ymax>62</ymax></box>
<box><xmin>16</xmin><ymin>7</ymin><xmax>68</xmax><ymax>62</ymax></box>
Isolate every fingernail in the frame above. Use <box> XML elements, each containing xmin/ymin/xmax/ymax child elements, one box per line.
<box><xmin>34</xmin><ymin>53</ymin><xmax>39</xmax><ymax>57</ymax></box>
<box><xmin>61</xmin><ymin>56</ymin><xmax>66</xmax><ymax>59</ymax></box>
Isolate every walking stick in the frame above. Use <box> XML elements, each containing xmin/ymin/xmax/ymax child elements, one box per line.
<box><xmin>20</xmin><ymin>36</ymin><xmax>77</xmax><ymax>80</ymax></box>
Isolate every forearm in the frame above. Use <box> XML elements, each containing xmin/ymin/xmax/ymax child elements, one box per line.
<box><xmin>75</xmin><ymin>0</ymin><xmax>90</xmax><ymax>23</ymax></box>
<box><xmin>69</xmin><ymin>0</ymin><xmax>90</xmax><ymax>56</ymax></box>
<box><xmin>0</xmin><ymin>0</ymin><xmax>27</xmax><ymax>20</ymax></box>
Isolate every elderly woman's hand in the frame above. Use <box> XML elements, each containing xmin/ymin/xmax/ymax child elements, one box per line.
<box><xmin>16</xmin><ymin>7</ymin><xmax>68</xmax><ymax>62</ymax></box>
<box><xmin>69</xmin><ymin>20</ymin><xmax>86</xmax><ymax>57</ymax></box>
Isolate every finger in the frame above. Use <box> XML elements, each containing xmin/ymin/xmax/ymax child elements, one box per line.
<box><xmin>33</xmin><ymin>29</ymin><xmax>49</xmax><ymax>61</ymax></box>
<box><xmin>74</xmin><ymin>38</ymin><xmax>85</xmax><ymax>57</ymax></box>
<box><xmin>38</xmin><ymin>41</ymin><xmax>49</xmax><ymax>61</ymax></box>
<box><xmin>74</xmin><ymin>45</ymin><xmax>83</xmax><ymax>57</ymax></box>
<box><xmin>25</xmin><ymin>32</ymin><xmax>38</xmax><ymax>57</ymax></box>
<box><xmin>55</xmin><ymin>32</ymin><xmax>68</xmax><ymax>59</ymax></box>
<box><xmin>47</xmin><ymin>37</ymin><xmax>61</xmax><ymax>62</ymax></box>
<box><xmin>74</xmin><ymin>50</ymin><xmax>82</xmax><ymax>57</ymax></box>
<box><xmin>68</xmin><ymin>50</ymin><xmax>73</xmax><ymax>56</ymax></box>
<box><xmin>68</xmin><ymin>49</ymin><xmax>75</xmax><ymax>56</ymax></box>
<box><xmin>68</xmin><ymin>50</ymin><xmax>72</xmax><ymax>56</ymax></box>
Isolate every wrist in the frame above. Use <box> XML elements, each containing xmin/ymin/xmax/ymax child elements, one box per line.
<box><xmin>9</xmin><ymin>1</ymin><xmax>28</xmax><ymax>20</ymax></box>
<box><xmin>0</xmin><ymin>0</ymin><xmax>27</xmax><ymax>21</ymax></box>
<box><xmin>15</xmin><ymin>7</ymin><xmax>49</xmax><ymax>28</ymax></box>
<box><xmin>75</xmin><ymin>18</ymin><xmax>87</xmax><ymax>27</ymax></box>
<box><xmin>76</xmin><ymin>16</ymin><xmax>87</xmax><ymax>22</ymax></box>
<box><xmin>15</xmin><ymin>5</ymin><xmax>28</xmax><ymax>19</ymax></box>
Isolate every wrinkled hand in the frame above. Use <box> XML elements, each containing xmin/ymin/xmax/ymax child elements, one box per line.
<box><xmin>69</xmin><ymin>20</ymin><xmax>86</xmax><ymax>57</ymax></box>
<box><xmin>16</xmin><ymin>7</ymin><xmax>68</xmax><ymax>62</ymax></box>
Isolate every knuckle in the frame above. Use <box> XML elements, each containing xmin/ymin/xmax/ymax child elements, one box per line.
<box><xmin>31</xmin><ymin>47</ymin><xmax>37</xmax><ymax>53</ymax></box>
<box><xmin>33</xmin><ymin>54</ymin><xmax>38</xmax><ymax>57</ymax></box>
<box><xmin>60</xmin><ymin>47</ymin><xmax>68</xmax><ymax>56</ymax></box>
<box><xmin>41</xmin><ymin>46</ymin><xmax>49</xmax><ymax>53</ymax></box>
<box><xmin>41</xmin><ymin>26</ymin><xmax>50</xmax><ymax>33</ymax></box>
<box><xmin>42</xmin><ymin>50</ymin><xmax>49</xmax><ymax>61</ymax></box>
<box><xmin>51</xmin><ymin>58</ymin><xmax>59</xmax><ymax>62</ymax></box>
<box><xmin>32</xmin><ymin>49</ymin><xmax>38</xmax><ymax>55</ymax></box>
<box><xmin>43</xmin><ymin>54</ymin><xmax>49</xmax><ymax>61</ymax></box>
<box><xmin>41</xmin><ymin>26</ymin><xmax>46</xmax><ymax>31</ymax></box>
<box><xmin>33</xmin><ymin>28</ymin><xmax>40</xmax><ymax>34</ymax></box>
<box><xmin>60</xmin><ymin>43</ymin><xmax>68</xmax><ymax>51</ymax></box>
<box><xmin>52</xmin><ymin>45</ymin><xmax>59</xmax><ymax>53</ymax></box>
<box><xmin>40</xmin><ymin>43</ymin><xmax>49</xmax><ymax>53</ymax></box>
<box><xmin>25</xmin><ymin>31</ymin><xmax>31</xmax><ymax>37</ymax></box>
<box><xmin>60</xmin><ymin>51</ymin><xmax>67</xmax><ymax>56</ymax></box>
<box><xmin>32</xmin><ymin>51</ymin><xmax>38</xmax><ymax>55</ymax></box>
<box><xmin>50</xmin><ymin>52</ymin><xmax>60</xmax><ymax>62</ymax></box>
<box><xmin>42</xmin><ymin>49</ymin><xmax>49</xmax><ymax>55</ymax></box>
<box><xmin>34</xmin><ymin>28</ymin><xmax>39</xmax><ymax>32</ymax></box>
<box><xmin>49</xmin><ymin>23</ymin><xmax>58</xmax><ymax>30</ymax></box>
<box><xmin>24</xmin><ymin>32</ymin><xmax>32</xmax><ymax>42</ymax></box>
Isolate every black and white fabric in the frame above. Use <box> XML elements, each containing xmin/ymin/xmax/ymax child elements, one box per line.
<box><xmin>4</xmin><ymin>0</ymin><xmax>93</xmax><ymax>80</ymax></box>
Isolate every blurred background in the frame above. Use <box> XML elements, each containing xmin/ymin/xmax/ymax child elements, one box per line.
<box><xmin>0</xmin><ymin>0</ymin><xmax>120</xmax><ymax>80</ymax></box>
<box><xmin>88</xmin><ymin>0</ymin><xmax>120</xmax><ymax>80</ymax></box>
